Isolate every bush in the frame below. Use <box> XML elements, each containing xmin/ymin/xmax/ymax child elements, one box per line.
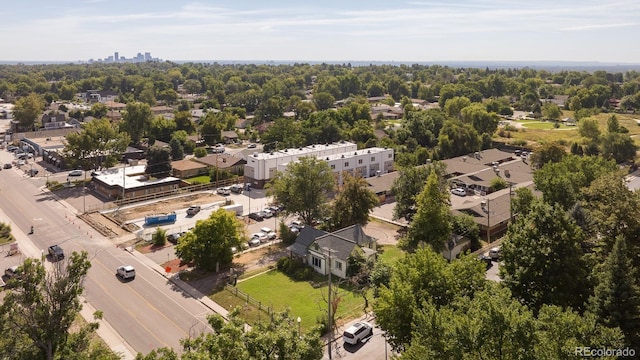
<box><xmin>279</xmin><ymin>222</ymin><xmax>297</xmax><ymax>245</ymax></box>
<box><xmin>152</xmin><ymin>227</ymin><xmax>167</xmax><ymax>246</ymax></box>
<box><xmin>194</xmin><ymin>147</ymin><xmax>207</xmax><ymax>158</ymax></box>
<box><xmin>510</xmin><ymin>139</ymin><xmax>528</xmax><ymax>146</ymax></box>
<box><xmin>277</xmin><ymin>257</ymin><xmax>314</xmax><ymax>281</ymax></box>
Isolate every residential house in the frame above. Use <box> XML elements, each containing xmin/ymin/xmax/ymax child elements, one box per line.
<box><xmin>41</xmin><ymin>112</ymin><xmax>69</xmax><ymax>130</ymax></box>
<box><xmin>288</xmin><ymin>224</ymin><xmax>377</xmax><ymax>279</ymax></box>
<box><xmin>171</xmin><ymin>159</ymin><xmax>209</xmax><ymax>179</ymax></box>
<box><xmin>221</xmin><ymin>130</ymin><xmax>239</xmax><ymax>144</ymax></box>
<box><xmin>194</xmin><ymin>153</ymin><xmax>246</xmax><ymax>178</ymax></box>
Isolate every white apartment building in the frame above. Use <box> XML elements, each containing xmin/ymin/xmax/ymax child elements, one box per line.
<box><xmin>244</xmin><ymin>141</ymin><xmax>394</xmax><ymax>188</ymax></box>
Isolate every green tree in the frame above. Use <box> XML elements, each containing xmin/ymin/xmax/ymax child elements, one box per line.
<box><xmin>169</xmin><ymin>138</ymin><xmax>184</xmax><ymax>160</ymax></box>
<box><xmin>330</xmin><ymin>172</ymin><xmax>379</xmax><ymax>229</ymax></box>
<box><xmin>13</xmin><ymin>93</ymin><xmax>44</xmax><ymax>130</ymax></box>
<box><xmin>437</xmin><ymin>120</ymin><xmax>481</xmax><ymax>158</ymax></box>
<box><xmin>182</xmin><ymin>79</ymin><xmax>202</xmax><ymax>94</ymax></box>
<box><xmin>600</xmin><ymin>132</ymin><xmax>637</xmax><ymax>163</ymax></box>
<box><xmin>588</xmin><ymin>236</ymin><xmax>640</xmax><ymax>348</ymax></box>
<box><xmin>269</xmin><ymin>157</ymin><xmax>334</xmax><ymax>225</ymax></box>
<box><xmin>260</xmin><ymin>118</ymin><xmax>305</xmax><ymax>151</ymax></box>
<box><xmin>402</xmin><ymin>172</ymin><xmax>452</xmax><ymax>253</ymax></box>
<box><xmin>90</xmin><ymin>102</ymin><xmax>108</xmax><ymax>119</ymax></box>
<box><xmin>145</xmin><ymin>146</ymin><xmax>172</xmax><ymax>178</ymax></box>
<box><xmin>391</xmin><ymin>162</ymin><xmax>447</xmax><ymax>220</ymax></box>
<box><xmin>313</xmin><ymin>92</ymin><xmax>335</xmax><ymax>111</ymax></box>
<box><xmin>460</xmin><ymin>103</ymin><xmax>500</xmax><ymax>135</ymax></box>
<box><xmin>193</xmin><ymin>147</ymin><xmax>207</xmax><ymax>158</ymax></box>
<box><xmin>0</xmin><ymin>251</ymin><xmax>104</xmax><ymax>360</ymax></box>
<box><xmin>148</xmin><ymin>116</ymin><xmax>177</xmax><ymax>142</ymax></box>
<box><xmin>137</xmin><ymin>309</ymin><xmax>323</xmax><ymax>360</ymax></box>
<box><xmin>443</xmin><ymin>96</ymin><xmax>471</xmax><ymax>119</ymax></box>
<box><xmin>533</xmin><ymin>155</ymin><xmax>618</xmax><ymax>210</ymax></box>
<box><xmin>578</xmin><ymin>116</ymin><xmax>601</xmax><ymax>141</ymax></box>
<box><xmin>501</xmin><ymin>200</ymin><xmax>590</xmax><ymax>313</ymax></box>
<box><xmin>121</xmin><ymin>102</ymin><xmax>152</xmax><ymax>144</ymax></box>
<box><xmin>175</xmin><ymin>209</ymin><xmax>245</xmax><ymax>272</ymax></box>
<box><xmin>541</xmin><ymin>102</ymin><xmax>562</xmax><ymax>120</ymax></box>
<box><xmin>139</xmin><ymin>84</ymin><xmax>157</xmax><ymax>106</ymax></box>
<box><xmin>174</xmin><ymin>111</ymin><xmax>195</xmax><ymax>133</ymax></box>
<box><xmin>374</xmin><ymin>248</ymin><xmax>486</xmax><ymax>351</ymax></box>
<box><xmin>530</xmin><ymin>142</ymin><xmax>566</xmax><ymax>169</ymax></box>
<box><xmin>62</xmin><ymin>118</ymin><xmax>130</xmax><ymax>171</ymax></box>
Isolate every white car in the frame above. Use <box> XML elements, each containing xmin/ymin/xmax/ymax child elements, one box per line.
<box><xmin>343</xmin><ymin>322</ymin><xmax>373</xmax><ymax>345</ymax></box>
<box><xmin>260</xmin><ymin>227</ymin><xmax>273</xmax><ymax>234</ymax></box>
<box><xmin>69</xmin><ymin>169</ymin><xmax>83</xmax><ymax>176</ymax></box>
<box><xmin>248</xmin><ymin>238</ymin><xmax>261</xmax><ymax>247</ymax></box>
<box><xmin>116</xmin><ymin>265</ymin><xmax>136</xmax><ymax>280</ymax></box>
<box><xmin>489</xmin><ymin>246</ymin><xmax>501</xmax><ymax>260</ymax></box>
<box><xmin>217</xmin><ymin>187</ymin><xmax>231</xmax><ymax>195</ymax></box>
<box><xmin>251</xmin><ymin>232</ymin><xmax>269</xmax><ymax>243</ymax></box>
<box><xmin>451</xmin><ymin>188</ymin><xmax>466</xmax><ymax>197</ymax></box>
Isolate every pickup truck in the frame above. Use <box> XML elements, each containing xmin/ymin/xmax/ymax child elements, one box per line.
<box><xmin>186</xmin><ymin>205</ymin><xmax>201</xmax><ymax>216</ymax></box>
<box><xmin>48</xmin><ymin>245</ymin><xmax>64</xmax><ymax>260</ymax></box>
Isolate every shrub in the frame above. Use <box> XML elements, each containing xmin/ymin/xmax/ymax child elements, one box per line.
<box><xmin>510</xmin><ymin>139</ymin><xmax>528</xmax><ymax>146</ymax></box>
<box><xmin>194</xmin><ymin>147</ymin><xmax>207</xmax><ymax>158</ymax></box>
<box><xmin>279</xmin><ymin>222</ymin><xmax>298</xmax><ymax>245</ymax></box>
<box><xmin>152</xmin><ymin>227</ymin><xmax>167</xmax><ymax>246</ymax></box>
<box><xmin>277</xmin><ymin>257</ymin><xmax>314</xmax><ymax>281</ymax></box>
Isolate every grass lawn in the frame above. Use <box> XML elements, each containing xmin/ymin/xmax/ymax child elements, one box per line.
<box><xmin>378</xmin><ymin>244</ymin><xmax>404</xmax><ymax>264</ymax></box>
<box><xmin>219</xmin><ymin>271</ymin><xmax>365</xmax><ymax>331</ymax></box>
<box><xmin>184</xmin><ymin>175</ymin><xmax>211</xmax><ymax>184</ymax></box>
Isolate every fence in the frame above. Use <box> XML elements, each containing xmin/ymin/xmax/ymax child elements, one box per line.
<box><xmin>225</xmin><ymin>284</ymin><xmax>274</xmax><ymax>317</ymax></box>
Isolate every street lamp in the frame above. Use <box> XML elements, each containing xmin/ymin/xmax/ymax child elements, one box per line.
<box><xmin>297</xmin><ymin>316</ymin><xmax>301</xmax><ymax>338</ymax></box>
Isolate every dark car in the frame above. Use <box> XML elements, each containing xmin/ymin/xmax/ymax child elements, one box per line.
<box><xmin>28</xmin><ymin>169</ymin><xmax>39</xmax><ymax>176</ymax></box>
<box><xmin>3</xmin><ymin>163</ymin><xmax>12</xmax><ymax>169</ymax></box>
<box><xmin>248</xmin><ymin>212</ymin><xmax>265</xmax><ymax>221</ymax></box>
<box><xmin>478</xmin><ymin>255</ymin><xmax>493</xmax><ymax>269</ymax></box>
<box><xmin>167</xmin><ymin>232</ymin><xmax>185</xmax><ymax>244</ymax></box>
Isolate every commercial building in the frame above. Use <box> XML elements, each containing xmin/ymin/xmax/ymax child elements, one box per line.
<box><xmin>243</xmin><ymin>141</ymin><xmax>394</xmax><ymax>188</ymax></box>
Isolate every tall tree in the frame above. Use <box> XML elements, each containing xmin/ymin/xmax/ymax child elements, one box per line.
<box><xmin>374</xmin><ymin>248</ymin><xmax>486</xmax><ymax>351</ymax></box>
<box><xmin>330</xmin><ymin>172</ymin><xmax>379</xmax><ymax>229</ymax></box>
<box><xmin>175</xmin><ymin>208</ymin><xmax>244</xmax><ymax>272</ymax></box>
<box><xmin>121</xmin><ymin>102</ymin><xmax>152</xmax><ymax>144</ymax></box>
<box><xmin>501</xmin><ymin>199</ymin><xmax>590</xmax><ymax>313</ymax></box>
<box><xmin>529</xmin><ymin>142</ymin><xmax>566</xmax><ymax>169</ymax></box>
<box><xmin>402</xmin><ymin>171</ymin><xmax>452</xmax><ymax>252</ymax></box>
<box><xmin>169</xmin><ymin>138</ymin><xmax>184</xmax><ymax>160</ymax></box>
<box><xmin>269</xmin><ymin>156</ymin><xmax>334</xmax><ymax>225</ymax></box>
<box><xmin>0</xmin><ymin>252</ymin><xmax>108</xmax><ymax>360</ymax></box>
<box><xmin>63</xmin><ymin>118</ymin><xmax>130</xmax><ymax>170</ymax></box>
<box><xmin>13</xmin><ymin>93</ymin><xmax>44</xmax><ymax>130</ymax></box>
<box><xmin>588</xmin><ymin>236</ymin><xmax>640</xmax><ymax>348</ymax></box>
<box><xmin>145</xmin><ymin>146</ymin><xmax>172</xmax><ymax>178</ymax></box>
<box><xmin>391</xmin><ymin>162</ymin><xmax>447</xmax><ymax>220</ymax></box>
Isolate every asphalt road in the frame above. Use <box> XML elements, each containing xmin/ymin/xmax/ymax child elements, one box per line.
<box><xmin>323</xmin><ymin>319</ymin><xmax>393</xmax><ymax>360</ymax></box>
<box><xmin>0</xmin><ymin>150</ymin><xmax>214</xmax><ymax>356</ymax></box>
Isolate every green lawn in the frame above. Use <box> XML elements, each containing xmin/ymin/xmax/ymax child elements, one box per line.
<box><xmin>518</xmin><ymin>120</ymin><xmax>578</xmax><ymax>130</ymax></box>
<box><xmin>218</xmin><ymin>271</ymin><xmax>365</xmax><ymax>331</ymax></box>
<box><xmin>378</xmin><ymin>244</ymin><xmax>405</xmax><ymax>264</ymax></box>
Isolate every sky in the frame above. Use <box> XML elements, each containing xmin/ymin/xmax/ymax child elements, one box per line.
<box><xmin>2</xmin><ymin>0</ymin><xmax>640</xmax><ymax>63</ymax></box>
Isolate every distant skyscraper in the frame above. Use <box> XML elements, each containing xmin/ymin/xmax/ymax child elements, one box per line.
<box><xmin>144</xmin><ymin>52</ymin><xmax>151</xmax><ymax>61</ymax></box>
<box><xmin>114</xmin><ymin>52</ymin><xmax>119</xmax><ymax>62</ymax></box>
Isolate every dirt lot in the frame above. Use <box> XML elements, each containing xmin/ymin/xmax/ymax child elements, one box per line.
<box><xmin>83</xmin><ymin>192</ymin><xmax>224</xmax><ymax>237</ymax></box>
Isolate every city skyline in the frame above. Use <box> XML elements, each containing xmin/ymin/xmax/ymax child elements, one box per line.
<box><xmin>1</xmin><ymin>1</ymin><xmax>640</xmax><ymax>63</ymax></box>
<box><xmin>89</xmin><ymin>51</ymin><xmax>161</xmax><ymax>63</ymax></box>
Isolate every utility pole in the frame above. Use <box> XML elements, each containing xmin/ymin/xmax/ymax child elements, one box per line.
<box><xmin>322</xmin><ymin>246</ymin><xmax>336</xmax><ymax>360</ymax></box>
<box><xmin>487</xmin><ymin>198</ymin><xmax>491</xmax><ymax>244</ymax></box>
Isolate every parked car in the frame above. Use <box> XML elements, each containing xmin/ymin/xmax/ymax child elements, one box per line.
<box><xmin>116</xmin><ymin>265</ymin><xmax>136</xmax><ymax>280</ymax></box>
<box><xmin>266</xmin><ymin>231</ymin><xmax>277</xmax><ymax>240</ymax></box>
<box><xmin>251</xmin><ymin>232</ymin><xmax>268</xmax><ymax>243</ymax></box>
<box><xmin>217</xmin><ymin>187</ymin><xmax>231</xmax><ymax>196</ymax></box>
<box><xmin>489</xmin><ymin>246</ymin><xmax>501</xmax><ymax>261</ymax></box>
<box><xmin>248</xmin><ymin>238</ymin><xmax>261</xmax><ymax>247</ymax></box>
<box><xmin>260</xmin><ymin>227</ymin><xmax>273</xmax><ymax>234</ymax></box>
<box><xmin>4</xmin><ymin>265</ymin><xmax>20</xmax><ymax>279</ymax></box>
<box><xmin>28</xmin><ymin>169</ymin><xmax>39</xmax><ymax>176</ymax></box>
<box><xmin>6</xmin><ymin>145</ymin><xmax>18</xmax><ymax>152</ymax></box>
<box><xmin>229</xmin><ymin>184</ymin><xmax>243</xmax><ymax>193</ymax></box>
<box><xmin>262</xmin><ymin>209</ymin><xmax>274</xmax><ymax>218</ymax></box>
<box><xmin>167</xmin><ymin>232</ymin><xmax>185</xmax><ymax>244</ymax></box>
<box><xmin>478</xmin><ymin>254</ymin><xmax>493</xmax><ymax>269</ymax></box>
<box><xmin>247</xmin><ymin>143</ymin><xmax>257</xmax><ymax>149</ymax></box>
<box><xmin>186</xmin><ymin>205</ymin><xmax>201</xmax><ymax>215</ymax></box>
<box><xmin>343</xmin><ymin>322</ymin><xmax>373</xmax><ymax>345</ymax></box>
<box><xmin>3</xmin><ymin>163</ymin><xmax>11</xmax><ymax>169</ymax></box>
<box><xmin>248</xmin><ymin>212</ymin><xmax>265</xmax><ymax>221</ymax></box>
<box><xmin>69</xmin><ymin>169</ymin><xmax>83</xmax><ymax>176</ymax></box>
<box><xmin>451</xmin><ymin>188</ymin><xmax>466</xmax><ymax>197</ymax></box>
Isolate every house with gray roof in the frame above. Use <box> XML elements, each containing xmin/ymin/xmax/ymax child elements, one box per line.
<box><xmin>288</xmin><ymin>224</ymin><xmax>377</xmax><ymax>279</ymax></box>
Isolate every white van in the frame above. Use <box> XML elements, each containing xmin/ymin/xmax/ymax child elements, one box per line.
<box><xmin>489</xmin><ymin>246</ymin><xmax>501</xmax><ymax>261</ymax></box>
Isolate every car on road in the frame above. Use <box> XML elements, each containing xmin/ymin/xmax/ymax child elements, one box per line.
<box><xmin>186</xmin><ymin>205</ymin><xmax>201</xmax><ymax>216</ymax></box>
<box><xmin>3</xmin><ymin>163</ymin><xmax>11</xmax><ymax>169</ymax></box>
<box><xmin>451</xmin><ymin>188</ymin><xmax>466</xmax><ymax>197</ymax></box>
<box><xmin>343</xmin><ymin>322</ymin><xmax>373</xmax><ymax>345</ymax></box>
<box><xmin>69</xmin><ymin>169</ymin><xmax>83</xmax><ymax>176</ymax></box>
<box><xmin>229</xmin><ymin>184</ymin><xmax>243</xmax><ymax>193</ymax></box>
<box><xmin>247</xmin><ymin>143</ymin><xmax>257</xmax><ymax>149</ymax></box>
<box><xmin>489</xmin><ymin>246</ymin><xmax>501</xmax><ymax>261</ymax></box>
<box><xmin>48</xmin><ymin>245</ymin><xmax>65</xmax><ymax>261</ymax></box>
<box><xmin>28</xmin><ymin>169</ymin><xmax>39</xmax><ymax>176</ymax></box>
<box><xmin>116</xmin><ymin>265</ymin><xmax>136</xmax><ymax>280</ymax></box>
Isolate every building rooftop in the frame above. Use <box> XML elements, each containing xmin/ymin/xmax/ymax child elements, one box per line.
<box><xmin>94</xmin><ymin>165</ymin><xmax>180</xmax><ymax>190</ymax></box>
